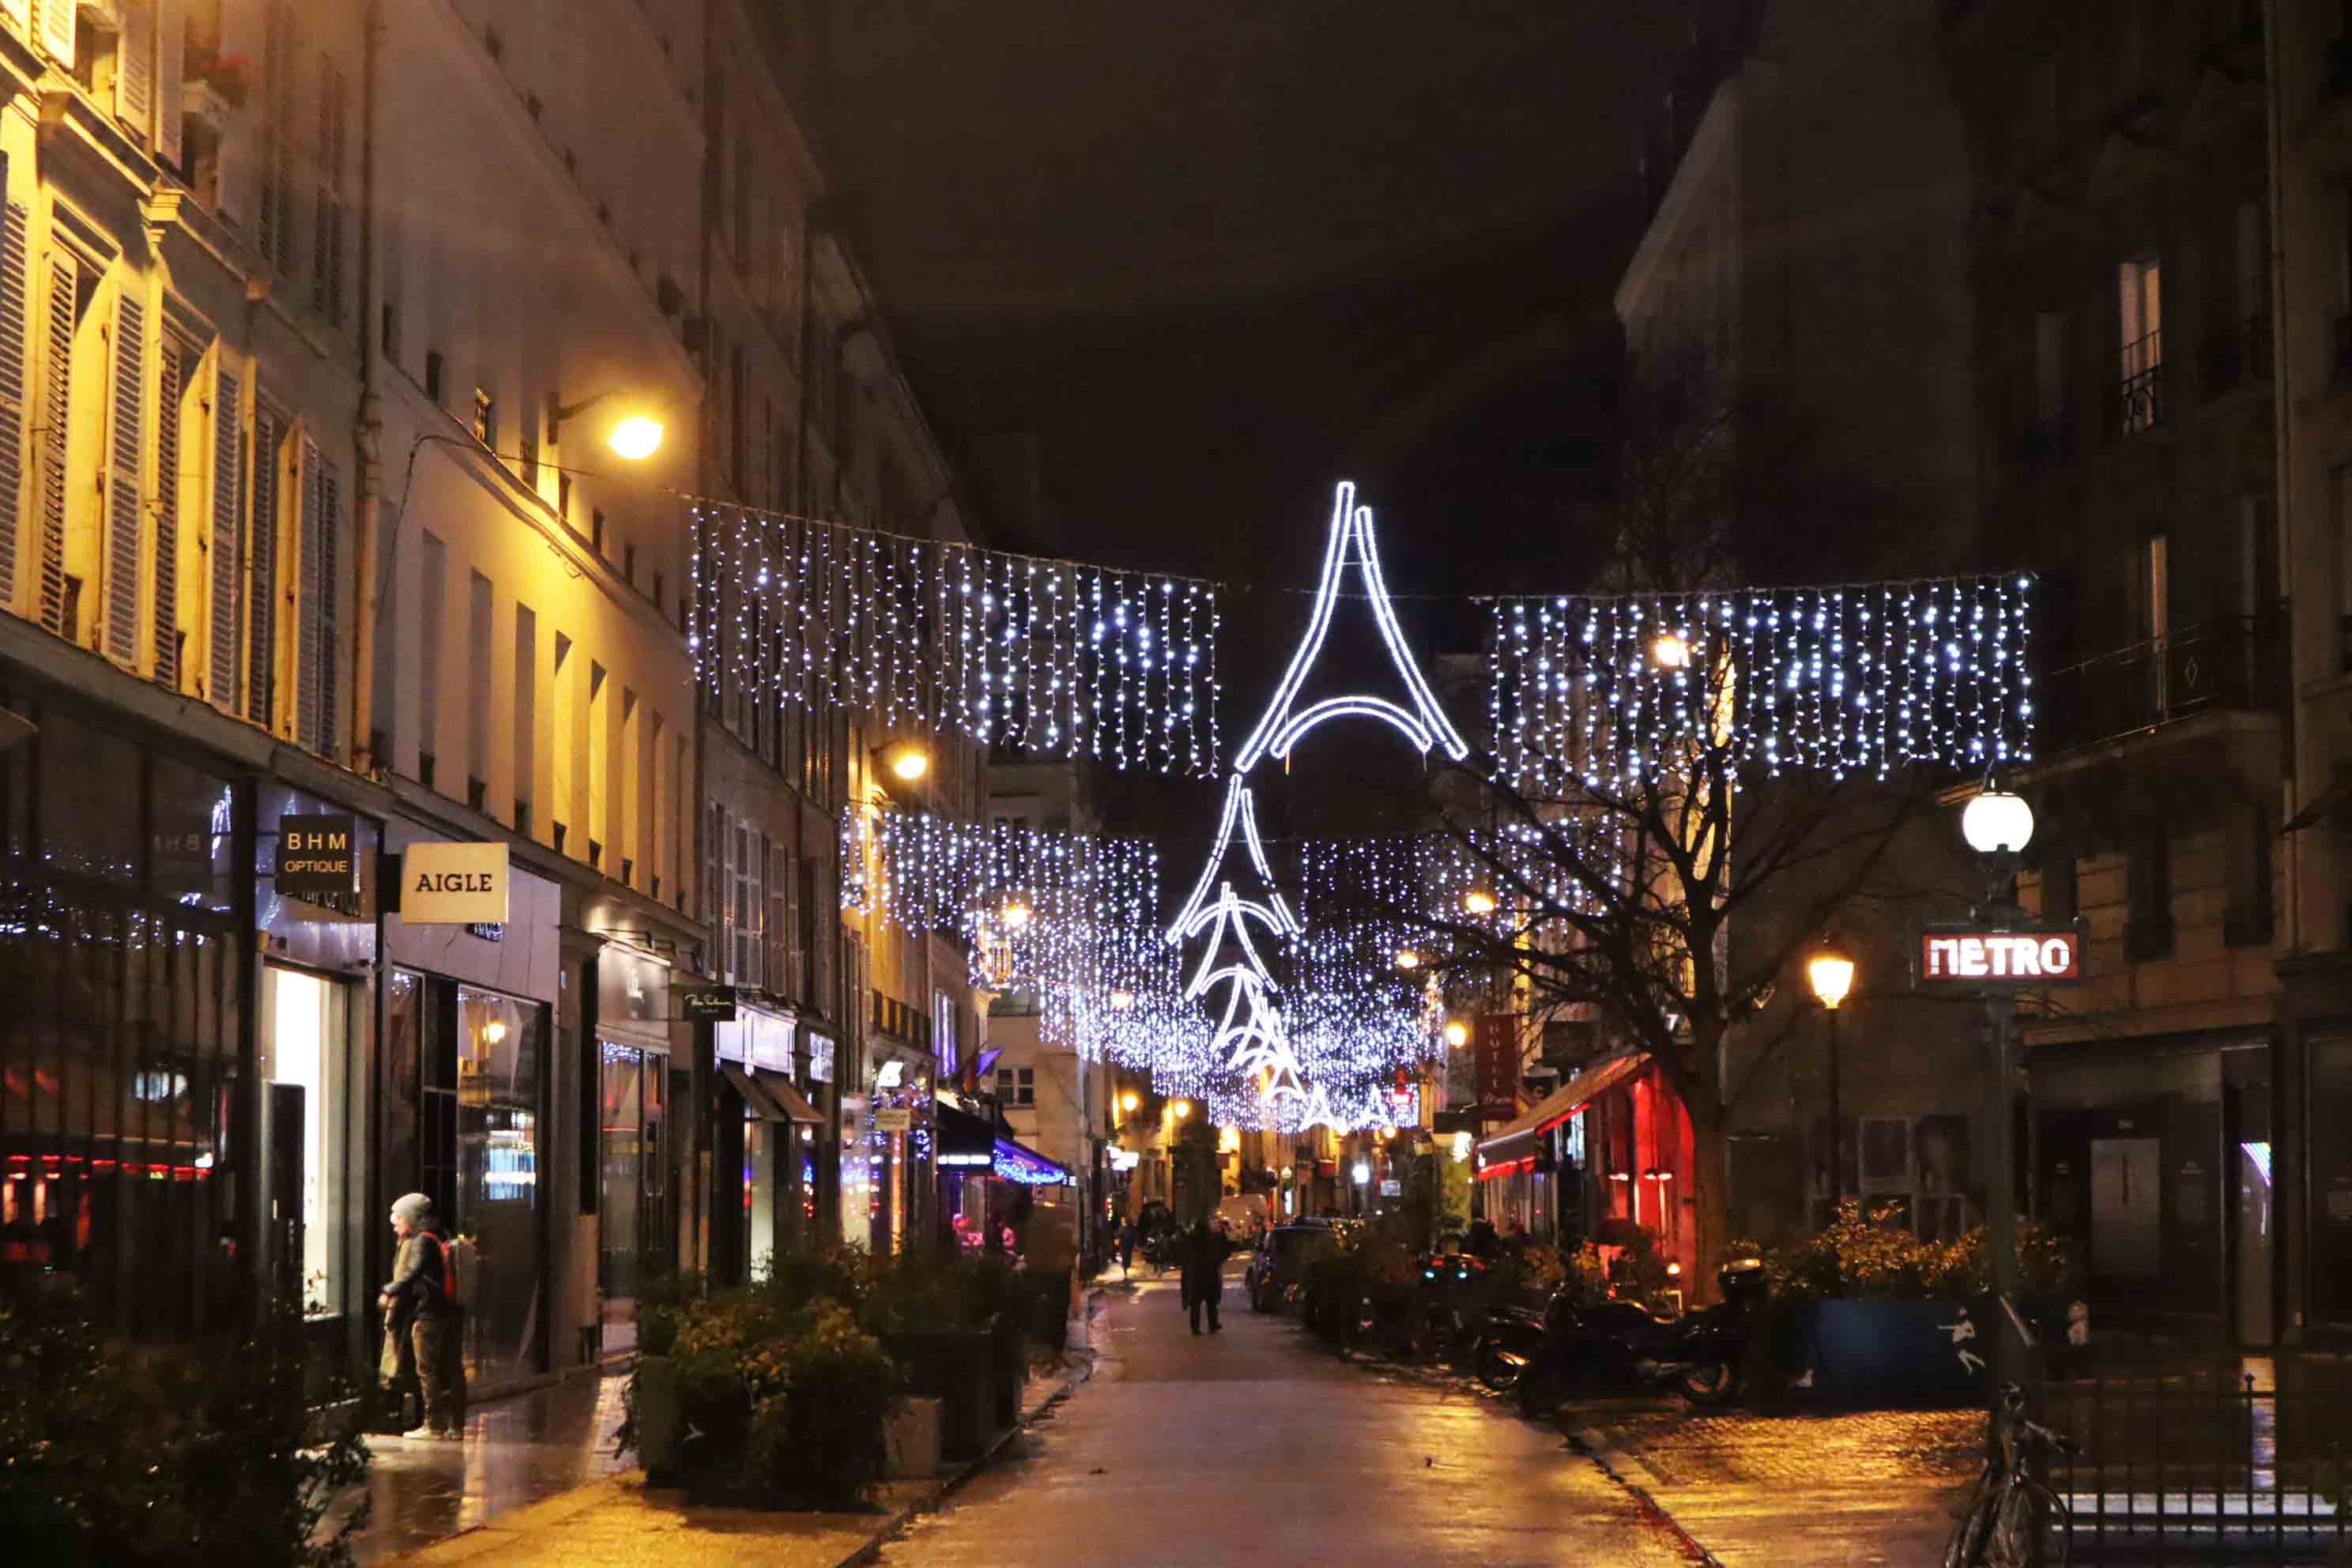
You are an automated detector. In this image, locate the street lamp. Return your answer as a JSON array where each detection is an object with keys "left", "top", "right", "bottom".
[
  {"left": 1110, "top": 988, "right": 1136, "bottom": 1011},
  {"left": 884, "top": 744, "right": 930, "bottom": 782},
  {"left": 1463, "top": 889, "right": 1497, "bottom": 915},
  {"left": 1807, "top": 937, "right": 1855, "bottom": 1207},
  {"left": 1443, "top": 1019, "right": 1469, "bottom": 1048},
  {"left": 547, "top": 390, "right": 665, "bottom": 461},
  {"left": 1173, "top": 1100, "right": 1190, "bottom": 1121},
  {"left": 1960, "top": 779, "right": 2037, "bottom": 1427},
  {"left": 1001, "top": 900, "right": 1031, "bottom": 931},
  {"left": 1651, "top": 631, "right": 1691, "bottom": 669},
  {"left": 1393, "top": 949, "right": 1422, "bottom": 971},
  {"left": 1120, "top": 1091, "right": 1139, "bottom": 1114}
]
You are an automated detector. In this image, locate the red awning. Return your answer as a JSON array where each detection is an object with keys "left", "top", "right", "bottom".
[{"left": 1472, "top": 1054, "right": 1645, "bottom": 1178}]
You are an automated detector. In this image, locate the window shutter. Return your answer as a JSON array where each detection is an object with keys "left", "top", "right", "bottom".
[
  {"left": 257, "top": 2, "right": 294, "bottom": 274},
  {"left": 719, "top": 807, "right": 737, "bottom": 982},
  {"left": 152, "top": 334, "right": 183, "bottom": 688},
  {"left": 0, "top": 2, "right": 29, "bottom": 47},
  {"left": 35, "top": 0, "right": 71, "bottom": 66},
  {"left": 311, "top": 57, "right": 345, "bottom": 322},
  {"left": 207, "top": 364, "right": 240, "bottom": 710},
  {"left": 308, "top": 455, "right": 340, "bottom": 754},
  {"left": 155, "top": 0, "right": 183, "bottom": 169},
  {"left": 0, "top": 198, "right": 28, "bottom": 611},
  {"left": 247, "top": 403, "right": 280, "bottom": 726},
  {"left": 36, "top": 253, "right": 72, "bottom": 635},
  {"left": 294, "top": 432, "right": 322, "bottom": 749},
  {"left": 768, "top": 840, "right": 789, "bottom": 1000},
  {"left": 704, "top": 800, "right": 721, "bottom": 929},
  {"left": 748, "top": 830, "right": 766, "bottom": 991},
  {"left": 118, "top": 1, "right": 155, "bottom": 143},
  {"left": 106, "top": 286, "right": 145, "bottom": 667}
]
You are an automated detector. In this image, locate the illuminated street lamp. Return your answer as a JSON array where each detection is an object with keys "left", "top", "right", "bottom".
[
  {"left": 1172, "top": 1100, "right": 1190, "bottom": 1121},
  {"left": 606, "top": 415, "right": 665, "bottom": 461},
  {"left": 1120, "top": 1091, "right": 1140, "bottom": 1113},
  {"left": 1807, "top": 937, "right": 1855, "bottom": 1205},
  {"left": 1463, "top": 889, "right": 1497, "bottom": 916},
  {"left": 1393, "top": 948, "right": 1421, "bottom": 971},
  {"left": 1960, "top": 782, "right": 2035, "bottom": 858},
  {"left": 1443, "top": 1019, "right": 1469, "bottom": 1048},
  {"left": 887, "top": 745, "right": 930, "bottom": 782},
  {"left": 1001, "top": 901, "right": 1031, "bottom": 930},
  {"left": 1651, "top": 631, "right": 1691, "bottom": 669},
  {"left": 1110, "top": 988, "right": 1136, "bottom": 1011}
]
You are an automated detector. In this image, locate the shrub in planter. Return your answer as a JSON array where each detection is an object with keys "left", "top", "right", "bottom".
[
  {"left": 0, "top": 1288, "right": 371, "bottom": 1568},
  {"left": 743, "top": 1302, "right": 899, "bottom": 1507}
]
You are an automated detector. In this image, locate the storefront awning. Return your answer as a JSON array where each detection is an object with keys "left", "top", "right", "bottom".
[
  {"left": 992, "top": 1135, "right": 1071, "bottom": 1186},
  {"left": 938, "top": 1102, "right": 996, "bottom": 1168},
  {"left": 723, "top": 1063, "right": 823, "bottom": 1125},
  {"left": 1475, "top": 1053, "right": 1646, "bottom": 1179}
]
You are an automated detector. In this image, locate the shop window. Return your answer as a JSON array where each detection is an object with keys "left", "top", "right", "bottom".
[
  {"left": 263, "top": 966, "right": 352, "bottom": 1318},
  {"left": 452, "top": 984, "right": 546, "bottom": 1383}
]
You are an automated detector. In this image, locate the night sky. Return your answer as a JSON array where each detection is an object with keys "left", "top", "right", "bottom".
[{"left": 808, "top": 2, "right": 1684, "bottom": 831}]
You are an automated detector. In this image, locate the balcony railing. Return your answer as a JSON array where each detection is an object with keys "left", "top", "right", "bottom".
[
  {"left": 2117, "top": 329, "right": 2164, "bottom": 435},
  {"left": 2036, "top": 614, "right": 2280, "bottom": 753}
]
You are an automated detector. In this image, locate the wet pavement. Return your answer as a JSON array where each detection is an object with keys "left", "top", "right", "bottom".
[
  {"left": 336, "top": 1367, "right": 634, "bottom": 1564},
  {"left": 876, "top": 1272, "right": 1700, "bottom": 1568}
]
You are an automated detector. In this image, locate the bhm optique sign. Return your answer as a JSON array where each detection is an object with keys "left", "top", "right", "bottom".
[{"left": 1917, "top": 925, "right": 2085, "bottom": 986}]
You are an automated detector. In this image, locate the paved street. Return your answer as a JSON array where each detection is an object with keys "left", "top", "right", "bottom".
[{"left": 877, "top": 1272, "right": 1698, "bottom": 1568}]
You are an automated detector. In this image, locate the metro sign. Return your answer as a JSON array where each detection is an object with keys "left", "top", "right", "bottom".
[{"left": 1917, "top": 924, "right": 2086, "bottom": 986}]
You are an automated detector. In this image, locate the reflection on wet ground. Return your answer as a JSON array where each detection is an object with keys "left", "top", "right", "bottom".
[{"left": 330, "top": 1366, "right": 632, "bottom": 1564}]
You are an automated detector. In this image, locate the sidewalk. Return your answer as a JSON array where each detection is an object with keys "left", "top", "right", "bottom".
[
  {"left": 1560, "top": 1395, "right": 1982, "bottom": 1566},
  {"left": 362, "top": 1333, "right": 1096, "bottom": 1567}
]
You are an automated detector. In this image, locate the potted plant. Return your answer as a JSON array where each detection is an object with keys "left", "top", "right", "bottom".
[{"left": 861, "top": 1253, "right": 997, "bottom": 1458}]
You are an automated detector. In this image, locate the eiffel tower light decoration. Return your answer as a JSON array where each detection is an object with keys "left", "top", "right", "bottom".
[{"left": 1168, "top": 482, "right": 1468, "bottom": 1132}]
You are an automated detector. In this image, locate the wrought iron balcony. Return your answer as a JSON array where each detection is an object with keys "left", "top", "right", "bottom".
[
  {"left": 2035, "top": 614, "right": 2281, "bottom": 754},
  {"left": 2117, "top": 330, "right": 2164, "bottom": 435}
]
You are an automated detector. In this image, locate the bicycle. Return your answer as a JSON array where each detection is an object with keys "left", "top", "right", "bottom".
[{"left": 1944, "top": 1382, "right": 2074, "bottom": 1567}]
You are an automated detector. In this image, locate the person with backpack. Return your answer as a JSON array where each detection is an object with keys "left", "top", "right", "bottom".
[{"left": 379, "top": 1192, "right": 468, "bottom": 1440}]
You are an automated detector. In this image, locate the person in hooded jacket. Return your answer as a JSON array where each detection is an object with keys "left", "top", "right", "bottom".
[
  {"left": 380, "top": 1192, "right": 467, "bottom": 1439},
  {"left": 1180, "top": 1216, "right": 1235, "bottom": 1335}
]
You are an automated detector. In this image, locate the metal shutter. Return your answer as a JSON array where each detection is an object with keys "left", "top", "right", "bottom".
[
  {"left": 0, "top": 197, "right": 28, "bottom": 610},
  {"left": 105, "top": 285, "right": 145, "bottom": 666},
  {"left": 36, "top": 253, "right": 72, "bottom": 635},
  {"left": 207, "top": 365, "right": 240, "bottom": 710},
  {"left": 152, "top": 334, "right": 182, "bottom": 687},
  {"left": 247, "top": 404, "right": 279, "bottom": 726}
]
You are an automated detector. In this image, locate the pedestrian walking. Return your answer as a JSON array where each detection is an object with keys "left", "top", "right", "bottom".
[
  {"left": 1180, "top": 1216, "right": 1233, "bottom": 1335},
  {"left": 1118, "top": 1219, "right": 1137, "bottom": 1279},
  {"left": 379, "top": 1193, "right": 468, "bottom": 1440}
]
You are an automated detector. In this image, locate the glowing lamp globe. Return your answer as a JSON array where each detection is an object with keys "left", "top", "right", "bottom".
[
  {"left": 1443, "top": 1020, "right": 1469, "bottom": 1047},
  {"left": 1351, "top": 1159, "right": 1372, "bottom": 1185},
  {"left": 1652, "top": 632, "right": 1691, "bottom": 670},
  {"left": 1962, "top": 786, "right": 2035, "bottom": 855},
  {"left": 1807, "top": 948, "right": 1856, "bottom": 1011},
  {"left": 1000, "top": 901, "right": 1031, "bottom": 930},
  {"left": 1463, "top": 889, "right": 1497, "bottom": 916},
  {"left": 888, "top": 747, "right": 929, "bottom": 782},
  {"left": 1393, "top": 949, "right": 1422, "bottom": 971},
  {"left": 608, "top": 415, "right": 665, "bottom": 461},
  {"left": 1173, "top": 1100, "right": 1190, "bottom": 1121},
  {"left": 1119, "top": 1091, "right": 1139, "bottom": 1112}
]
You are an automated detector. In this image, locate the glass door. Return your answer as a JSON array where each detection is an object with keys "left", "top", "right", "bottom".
[{"left": 598, "top": 1042, "right": 670, "bottom": 1356}]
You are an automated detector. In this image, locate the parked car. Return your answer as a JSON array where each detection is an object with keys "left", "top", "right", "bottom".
[
  {"left": 1246, "top": 1223, "right": 1340, "bottom": 1314},
  {"left": 1216, "top": 1192, "right": 1272, "bottom": 1242}
]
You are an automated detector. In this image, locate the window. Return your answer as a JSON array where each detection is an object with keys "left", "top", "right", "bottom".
[
  {"left": 311, "top": 55, "right": 348, "bottom": 323},
  {"left": 934, "top": 990, "right": 959, "bottom": 1077},
  {"left": 652, "top": 568, "right": 665, "bottom": 616},
  {"left": 295, "top": 439, "right": 341, "bottom": 756},
  {"left": 997, "top": 1066, "right": 1035, "bottom": 1107},
  {"left": 208, "top": 361, "right": 244, "bottom": 712},
  {"left": 466, "top": 571, "right": 492, "bottom": 801},
  {"left": 247, "top": 402, "right": 285, "bottom": 726},
  {"left": 624, "top": 541, "right": 637, "bottom": 586},
  {"left": 2335, "top": 464, "right": 2352, "bottom": 668},
  {"left": 2118, "top": 255, "right": 2162, "bottom": 433},
  {"left": 513, "top": 602, "right": 535, "bottom": 831},
  {"left": 2127, "top": 827, "right": 2175, "bottom": 960},
  {"left": 591, "top": 507, "right": 606, "bottom": 554},
  {"left": 255, "top": 2, "right": 297, "bottom": 276},
  {"left": 473, "top": 386, "right": 496, "bottom": 448},
  {"left": 424, "top": 349, "right": 443, "bottom": 404},
  {"left": 557, "top": 471, "right": 571, "bottom": 520}
]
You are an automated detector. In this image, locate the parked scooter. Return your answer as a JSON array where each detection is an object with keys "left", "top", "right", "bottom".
[{"left": 1504, "top": 1256, "right": 1770, "bottom": 1412}]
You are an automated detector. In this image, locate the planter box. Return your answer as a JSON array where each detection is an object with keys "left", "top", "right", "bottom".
[
  {"left": 884, "top": 1328, "right": 993, "bottom": 1459},
  {"left": 1790, "top": 1295, "right": 2084, "bottom": 1402},
  {"left": 989, "top": 1310, "right": 1027, "bottom": 1427},
  {"left": 631, "top": 1355, "right": 687, "bottom": 1479},
  {"left": 886, "top": 1396, "right": 943, "bottom": 1480}
]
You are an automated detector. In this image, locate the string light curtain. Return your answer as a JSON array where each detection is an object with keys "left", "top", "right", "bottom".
[
  {"left": 1484, "top": 575, "right": 2036, "bottom": 791},
  {"left": 692, "top": 503, "right": 1223, "bottom": 776}
]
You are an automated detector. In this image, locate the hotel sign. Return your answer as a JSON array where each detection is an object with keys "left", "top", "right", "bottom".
[{"left": 1917, "top": 924, "right": 2085, "bottom": 986}]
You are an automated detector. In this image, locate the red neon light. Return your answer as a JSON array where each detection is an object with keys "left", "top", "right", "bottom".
[{"left": 1476, "top": 1155, "right": 1536, "bottom": 1182}]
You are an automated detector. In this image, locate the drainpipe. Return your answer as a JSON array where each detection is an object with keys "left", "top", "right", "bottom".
[{"left": 349, "top": 1, "right": 383, "bottom": 774}]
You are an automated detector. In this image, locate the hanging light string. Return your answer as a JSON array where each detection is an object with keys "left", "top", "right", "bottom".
[
  {"left": 1483, "top": 574, "right": 2035, "bottom": 791},
  {"left": 692, "top": 499, "right": 1225, "bottom": 778}
]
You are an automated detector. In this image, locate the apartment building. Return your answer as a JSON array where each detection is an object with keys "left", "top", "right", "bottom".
[
  {"left": 1611, "top": 0, "right": 1986, "bottom": 1251},
  {"left": 0, "top": 0, "right": 986, "bottom": 1397},
  {"left": 1941, "top": 0, "right": 2281, "bottom": 1340}
]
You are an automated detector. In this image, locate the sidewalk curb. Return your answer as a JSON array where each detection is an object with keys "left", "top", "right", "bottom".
[
  {"left": 832, "top": 1346, "right": 1098, "bottom": 1568},
  {"left": 1566, "top": 1426, "right": 1725, "bottom": 1568}
]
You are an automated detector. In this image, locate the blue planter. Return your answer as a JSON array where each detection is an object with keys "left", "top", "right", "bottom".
[{"left": 1791, "top": 1295, "right": 2082, "bottom": 1401}]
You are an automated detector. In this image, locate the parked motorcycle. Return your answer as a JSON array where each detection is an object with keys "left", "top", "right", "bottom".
[{"left": 1504, "top": 1256, "right": 1770, "bottom": 1413}]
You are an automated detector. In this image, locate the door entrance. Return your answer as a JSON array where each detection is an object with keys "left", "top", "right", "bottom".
[
  {"left": 598, "top": 1041, "right": 670, "bottom": 1356},
  {"left": 2091, "top": 1136, "right": 2162, "bottom": 1281}
]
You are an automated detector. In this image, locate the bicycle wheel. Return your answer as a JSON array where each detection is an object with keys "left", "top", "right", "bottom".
[
  {"left": 1943, "top": 1472, "right": 1997, "bottom": 1568},
  {"left": 1985, "top": 1479, "right": 2069, "bottom": 1568}
]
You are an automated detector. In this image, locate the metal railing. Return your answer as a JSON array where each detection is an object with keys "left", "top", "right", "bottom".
[
  {"left": 2034, "top": 615, "right": 2280, "bottom": 753},
  {"left": 2048, "top": 1356, "right": 2351, "bottom": 1562},
  {"left": 2119, "top": 329, "right": 2165, "bottom": 435}
]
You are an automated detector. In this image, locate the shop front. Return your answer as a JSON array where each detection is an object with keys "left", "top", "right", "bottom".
[
  {"left": 846, "top": 1041, "right": 934, "bottom": 1255},
  {"left": 714, "top": 1000, "right": 824, "bottom": 1283},
  {"left": 383, "top": 839, "right": 561, "bottom": 1393},
  {"left": 593, "top": 943, "right": 677, "bottom": 1355}
]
